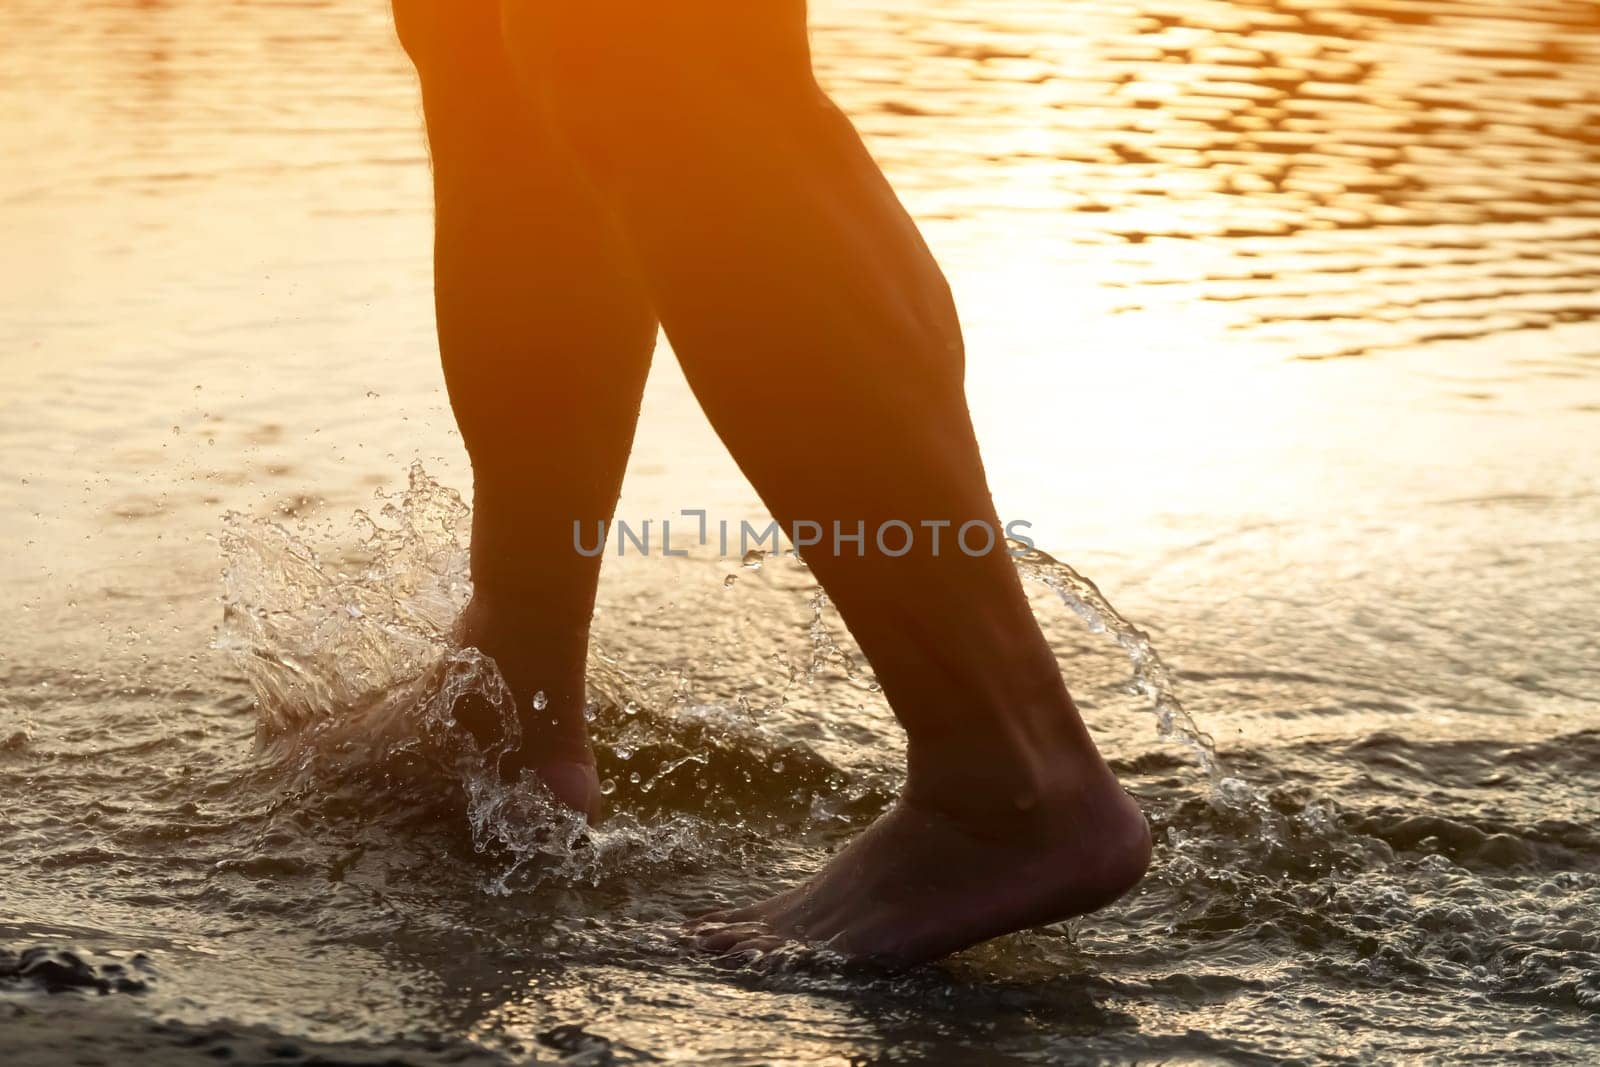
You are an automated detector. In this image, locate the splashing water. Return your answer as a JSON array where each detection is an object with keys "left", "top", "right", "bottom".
[
  {"left": 217, "top": 465, "right": 1230, "bottom": 888},
  {"left": 216, "top": 465, "right": 473, "bottom": 731},
  {"left": 1011, "top": 543, "right": 1224, "bottom": 781},
  {"left": 217, "top": 465, "right": 714, "bottom": 889}
]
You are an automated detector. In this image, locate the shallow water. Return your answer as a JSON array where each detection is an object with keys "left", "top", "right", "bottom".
[{"left": 3, "top": 0, "right": 1599, "bottom": 1062}]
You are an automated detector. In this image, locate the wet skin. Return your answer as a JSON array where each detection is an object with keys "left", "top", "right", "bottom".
[{"left": 390, "top": 0, "right": 1150, "bottom": 963}]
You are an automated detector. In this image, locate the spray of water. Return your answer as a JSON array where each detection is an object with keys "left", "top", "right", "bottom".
[
  {"left": 216, "top": 465, "right": 712, "bottom": 889},
  {"left": 217, "top": 465, "right": 1235, "bottom": 888},
  {"left": 1011, "top": 543, "right": 1223, "bottom": 780}
]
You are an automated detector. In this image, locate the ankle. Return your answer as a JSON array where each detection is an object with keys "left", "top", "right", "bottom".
[
  {"left": 903, "top": 719, "right": 1110, "bottom": 821},
  {"left": 454, "top": 596, "right": 592, "bottom": 745}
]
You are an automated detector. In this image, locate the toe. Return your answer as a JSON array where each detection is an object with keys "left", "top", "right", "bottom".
[
  {"left": 689, "top": 921, "right": 772, "bottom": 954},
  {"left": 685, "top": 907, "right": 733, "bottom": 926},
  {"left": 711, "top": 936, "right": 788, "bottom": 970},
  {"left": 685, "top": 900, "right": 769, "bottom": 928}
]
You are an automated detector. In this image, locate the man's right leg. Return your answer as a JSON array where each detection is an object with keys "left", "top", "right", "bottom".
[
  {"left": 392, "top": 3, "right": 658, "bottom": 815},
  {"left": 501, "top": 2, "right": 1150, "bottom": 962}
]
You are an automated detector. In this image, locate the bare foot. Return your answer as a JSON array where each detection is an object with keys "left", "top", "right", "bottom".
[
  {"left": 450, "top": 596, "right": 601, "bottom": 818},
  {"left": 687, "top": 761, "right": 1151, "bottom": 965}
]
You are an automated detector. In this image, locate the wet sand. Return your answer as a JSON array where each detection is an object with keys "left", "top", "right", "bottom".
[{"left": 4, "top": 998, "right": 517, "bottom": 1066}]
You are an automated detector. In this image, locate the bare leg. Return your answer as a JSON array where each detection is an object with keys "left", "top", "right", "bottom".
[
  {"left": 501, "top": 2, "right": 1151, "bottom": 962},
  {"left": 393, "top": 4, "right": 658, "bottom": 815}
]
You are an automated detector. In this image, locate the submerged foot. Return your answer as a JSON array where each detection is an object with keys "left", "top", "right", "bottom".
[
  {"left": 688, "top": 762, "right": 1151, "bottom": 966},
  {"left": 450, "top": 596, "right": 600, "bottom": 819}
]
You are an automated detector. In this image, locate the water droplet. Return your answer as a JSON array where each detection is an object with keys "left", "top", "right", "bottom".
[
  {"left": 598, "top": 778, "right": 617, "bottom": 796},
  {"left": 628, "top": 771, "right": 641, "bottom": 784},
  {"left": 770, "top": 759, "right": 785, "bottom": 773},
  {"left": 741, "top": 549, "right": 765, "bottom": 570},
  {"left": 366, "top": 390, "right": 380, "bottom": 399},
  {"left": 531, "top": 690, "right": 548, "bottom": 711},
  {"left": 624, "top": 700, "right": 639, "bottom": 716},
  {"left": 723, "top": 574, "right": 739, "bottom": 588}
]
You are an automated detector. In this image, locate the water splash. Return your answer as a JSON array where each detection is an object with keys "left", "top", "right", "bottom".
[
  {"left": 216, "top": 462, "right": 472, "bottom": 732},
  {"left": 216, "top": 465, "right": 715, "bottom": 889},
  {"left": 803, "top": 589, "right": 863, "bottom": 685},
  {"left": 216, "top": 465, "right": 1234, "bottom": 889},
  {"left": 1011, "top": 542, "right": 1224, "bottom": 780}
]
